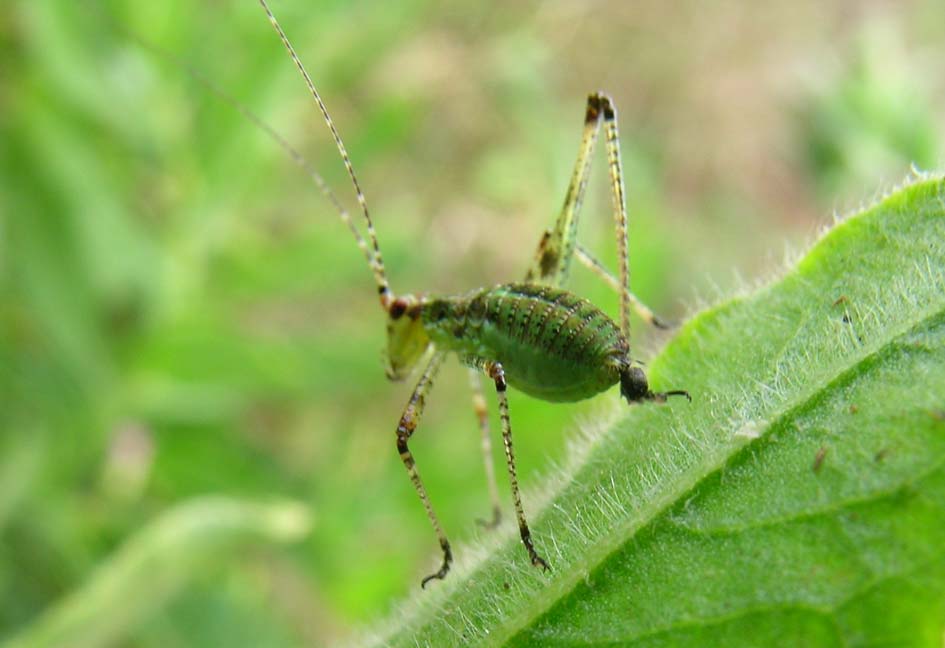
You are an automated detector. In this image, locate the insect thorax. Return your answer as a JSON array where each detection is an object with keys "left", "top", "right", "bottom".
[{"left": 421, "top": 283, "right": 630, "bottom": 402}]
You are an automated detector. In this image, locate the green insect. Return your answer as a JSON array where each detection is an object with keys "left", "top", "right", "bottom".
[{"left": 257, "top": 0, "right": 690, "bottom": 587}]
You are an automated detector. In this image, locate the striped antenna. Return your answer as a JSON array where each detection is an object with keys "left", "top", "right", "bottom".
[
  {"left": 86, "top": 3, "right": 380, "bottom": 276},
  {"left": 125, "top": 33, "right": 376, "bottom": 274},
  {"left": 259, "top": 0, "right": 392, "bottom": 305}
]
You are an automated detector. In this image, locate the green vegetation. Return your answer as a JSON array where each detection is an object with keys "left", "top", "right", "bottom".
[
  {"left": 2, "top": 1, "right": 944, "bottom": 646},
  {"left": 5, "top": 499, "right": 311, "bottom": 648}
]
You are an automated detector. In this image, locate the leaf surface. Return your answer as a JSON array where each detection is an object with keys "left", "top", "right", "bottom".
[{"left": 368, "top": 176, "right": 945, "bottom": 647}]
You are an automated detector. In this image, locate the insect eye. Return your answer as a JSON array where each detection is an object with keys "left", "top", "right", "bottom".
[{"left": 389, "top": 299, "right": 408, "bottom": 320}]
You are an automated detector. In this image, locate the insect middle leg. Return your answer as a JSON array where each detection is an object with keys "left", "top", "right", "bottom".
[
  {"left": 485, "top": 361, "right": 550, "bottom": 572},
  {"left": 468, "top": 368, "right": 502, "bottom": 530},
  {"left": 395, "top": 351, "right": 453, "bottom": 588}
]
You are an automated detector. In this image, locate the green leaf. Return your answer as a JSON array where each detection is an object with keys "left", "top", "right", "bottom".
[
  {"left": 1, "top": 497, "right": 311, "bottom": 648},
  {"left": 364, "top": 175, "right": 945, "bottom": 647}
]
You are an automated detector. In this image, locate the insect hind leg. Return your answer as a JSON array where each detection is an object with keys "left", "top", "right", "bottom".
[
  {"left": 528, "top": 93, "right": 690, "bottom": 399},
  {"left": 524, "top": 93, "right": 605, "bottom": 287}
]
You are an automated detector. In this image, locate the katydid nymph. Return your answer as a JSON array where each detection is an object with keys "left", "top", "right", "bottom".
[{"left": 257, "top": 0, "right": 690, "bottom": 588}]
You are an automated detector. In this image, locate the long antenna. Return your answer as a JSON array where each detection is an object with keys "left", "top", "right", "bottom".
[
  {"left": 125, "top": 34, "right": 376, "bottom": 273},
  {"left": 259, "top": 0, "right": 392, "bottom": 306}
]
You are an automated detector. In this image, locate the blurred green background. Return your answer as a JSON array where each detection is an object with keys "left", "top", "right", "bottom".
[{"left": 2, "top": 0, "right": 944, "bottom": 645}]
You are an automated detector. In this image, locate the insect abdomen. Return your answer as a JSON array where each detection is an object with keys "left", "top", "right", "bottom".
[{"left": 422, "top": 283, "right": 628, "bottom": 402}]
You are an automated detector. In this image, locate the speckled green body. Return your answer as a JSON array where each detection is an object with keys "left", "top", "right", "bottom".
[{"left": 422, "top": 283, "right": 629, "bottom": 402}]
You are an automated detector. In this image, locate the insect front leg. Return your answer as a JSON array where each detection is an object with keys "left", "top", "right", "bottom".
[
  {"left": 468, "top": 368, "right": 502, "bottom": 530},
  {"left": 395, "top": 351, "right": 453, "bottom": 588},
  {"left": 485, "top": 361, "right": 550, "bottom": 572}
]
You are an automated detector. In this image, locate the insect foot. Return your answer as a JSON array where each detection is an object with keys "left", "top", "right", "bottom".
[
  {"left": 476, "top": 506, "right": 502, "bottom": 530},
  {"left": 519, "top": 522, "right": 550, "bottom": 573},
  {"left": 420, "top": 539, "right": 453, "bottom": 589},
  {"left": 531, "top": 553, "right": 551, "bottom": 572}
]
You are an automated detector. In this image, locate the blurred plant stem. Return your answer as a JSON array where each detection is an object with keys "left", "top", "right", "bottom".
[{"left": 1, "top": 498, "right": 311, "bottom": 648}]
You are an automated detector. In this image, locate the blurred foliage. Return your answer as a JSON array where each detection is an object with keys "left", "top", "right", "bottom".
[
  {"left": 5, "top": 498, "right": 311, "bottom": 648},
  {"left": 1, "top": 0, "right": 943, "bottom": 646},
  {"left": 798, "top": 23, "right": 941, "bottom": 198}
]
